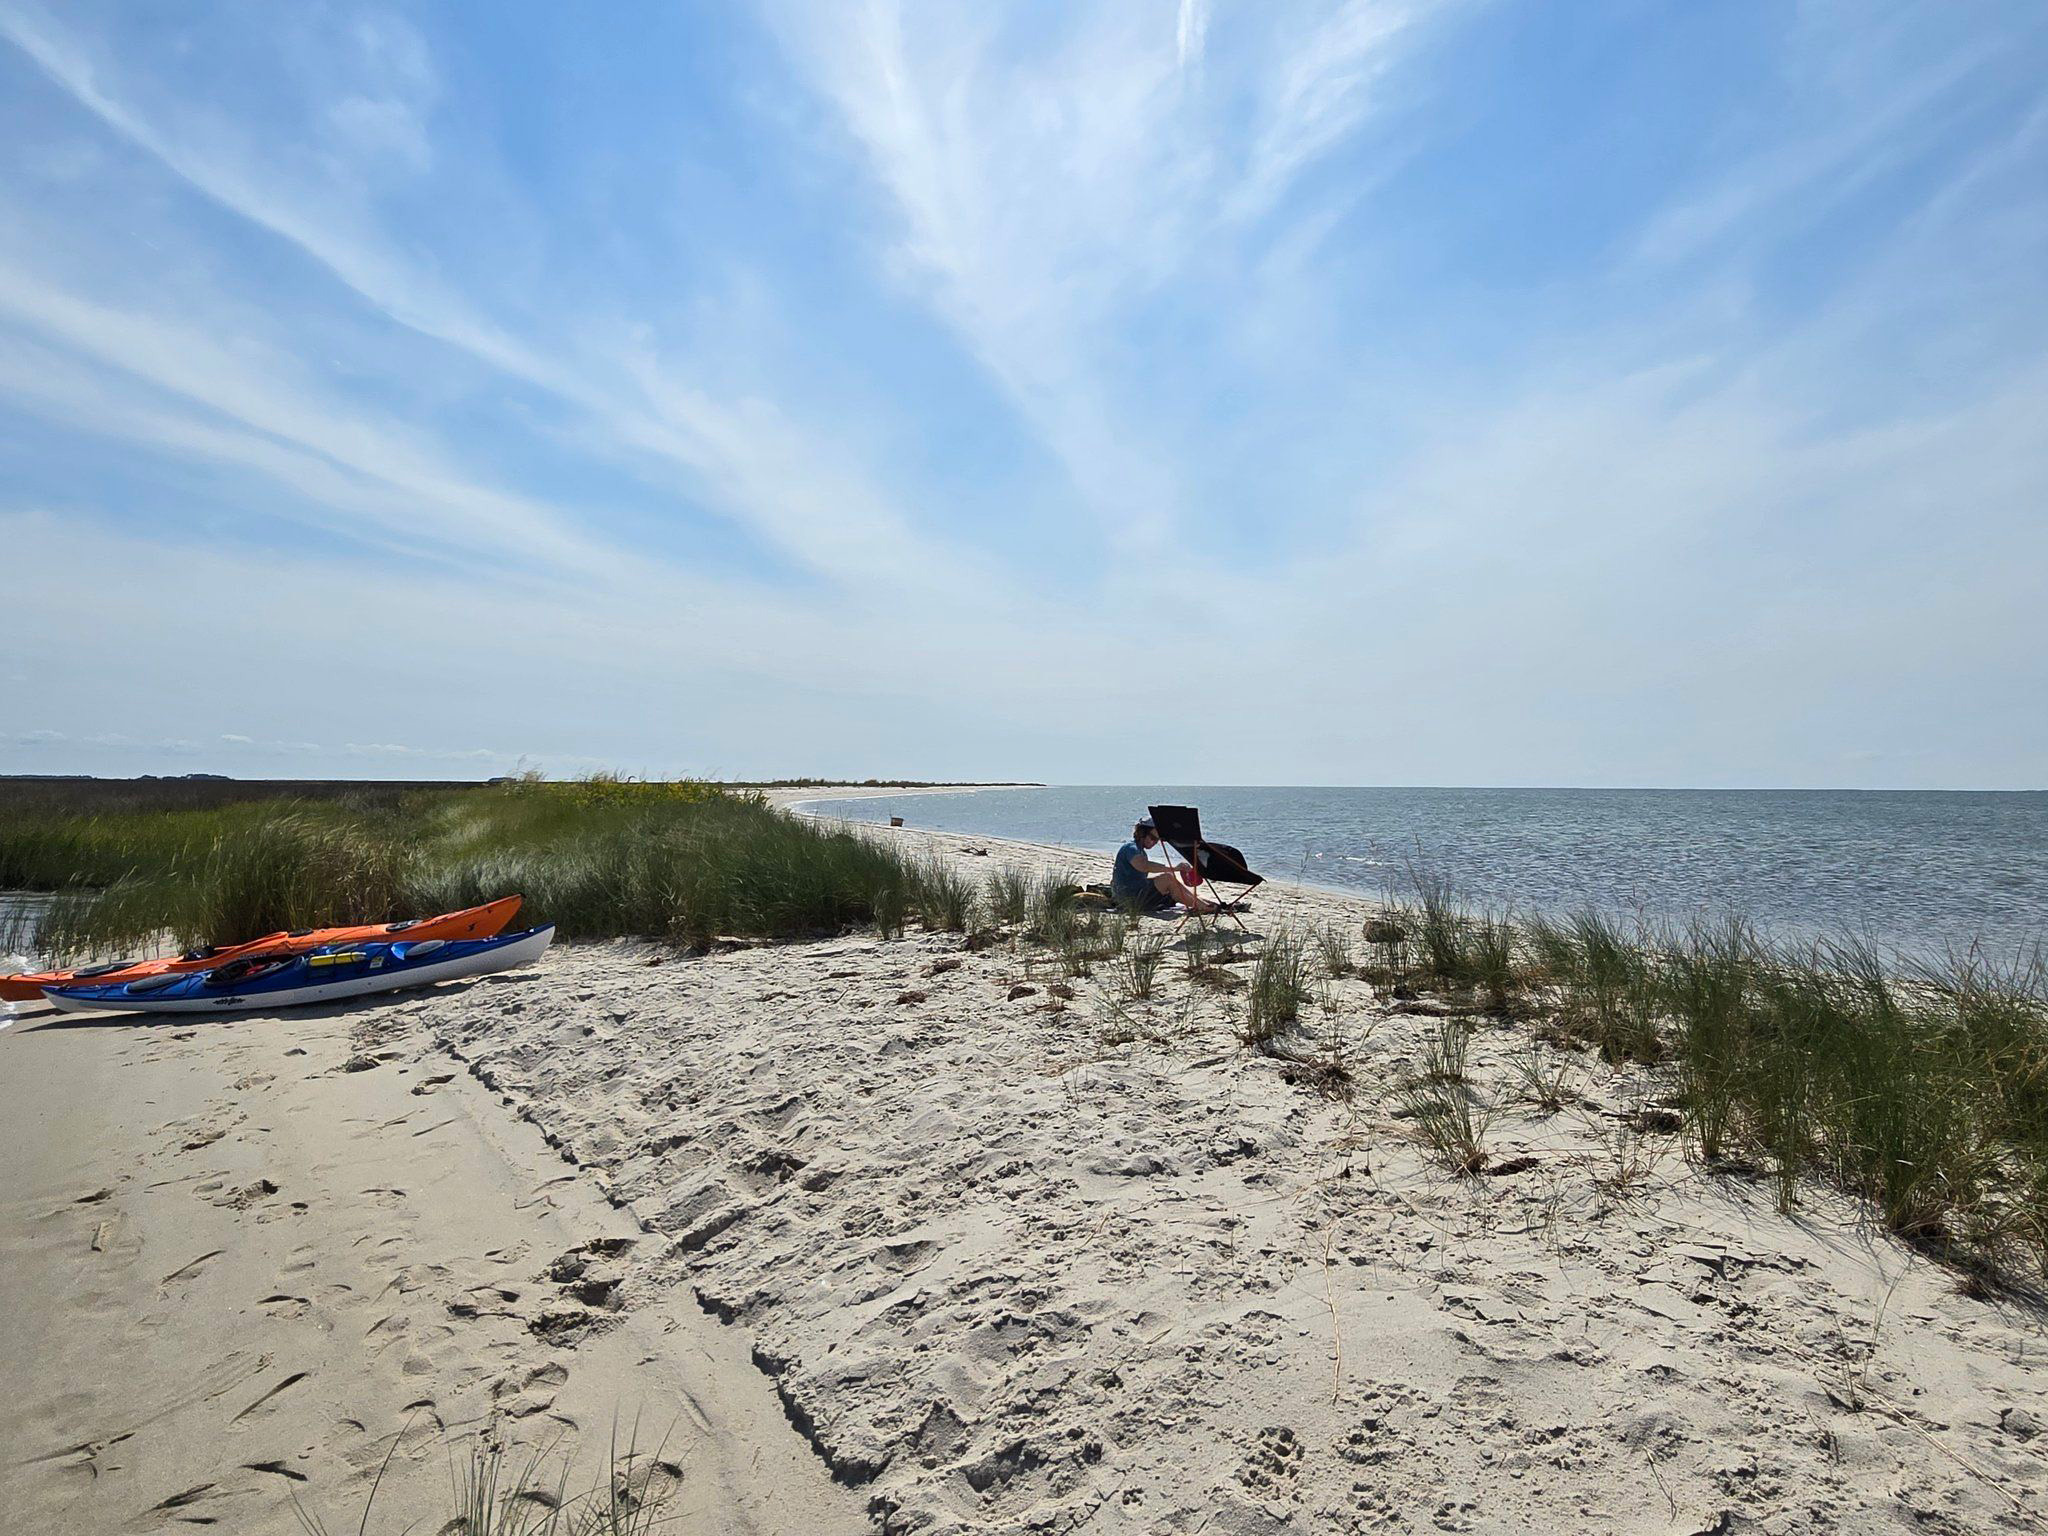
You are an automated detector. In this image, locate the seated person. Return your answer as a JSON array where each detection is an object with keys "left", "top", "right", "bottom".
[{"left": 1111, "top": 815, "right": 1220, "bottom": 914}]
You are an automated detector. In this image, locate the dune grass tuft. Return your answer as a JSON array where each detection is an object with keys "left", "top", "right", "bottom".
[
  {"left": 1397, "top": 1074, "right": 1491, "bottom": 1175},
  {"left": 1242, "top": 929, "right": 1314, "bottom": 1051},
  {"left": 293, "top": 1415, "right": 677, "bottom": 1536},
  {"left": 909, "top": 855, "right": 978, "bottom": 933},
  {"left": 1111, "top": 928, "right": 1170, "bottom": 1000},
  {"left": 985, "top": 866, "right": 1032, "bottom": 927}
]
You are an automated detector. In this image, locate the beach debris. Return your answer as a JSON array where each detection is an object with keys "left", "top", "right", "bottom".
[
  {"left": 1087, "top": 1151, "right": 1176, "bottom": 1178},
  {"left": 528, "top": 1306, "right": 618, "bottom": 1347},
  {"left": 1363, "top": 916, "right": 1408, "bottom": 944},
  {"left": 1629, "top": 1103, "right": 1686, "bottom": 1134},
  {"left": 927, "top": 957, "right": 963, "bottom": 975},
  {"left": 212, "top": 1178, "right": 279, "bottom": 1209},
  {"left": 1007, "top": 983, "right": 1037, "bottom": 1000},
  {"left": 340, "top": 1053, "right": 380, "bottom": 1073},
  {"left": 896, "top": 988, "right": 928, "bottom": 1005}
]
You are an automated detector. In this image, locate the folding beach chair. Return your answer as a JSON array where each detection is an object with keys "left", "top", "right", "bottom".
[{"left": 1146, "top": 804, "right": 1262, "bottom": 936}]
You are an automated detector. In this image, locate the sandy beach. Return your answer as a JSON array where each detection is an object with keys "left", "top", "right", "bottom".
[{"left": 4, "top": 794, "right": 2045, "bottom": 1533}]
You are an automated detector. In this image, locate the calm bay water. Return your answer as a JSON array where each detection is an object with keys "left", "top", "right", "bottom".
[
  {"left": 0, "top": 890, "right": 56, "bottom": 974},
  {"left": 800, "top": 786, "right": 2047, "bottom": 961}
]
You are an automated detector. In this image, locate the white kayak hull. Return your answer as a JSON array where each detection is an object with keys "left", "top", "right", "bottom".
[{"left": 43, "top": 926, "right": 554, "bottom": 1014}]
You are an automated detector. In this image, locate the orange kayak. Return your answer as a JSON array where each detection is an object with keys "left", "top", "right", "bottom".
[{"left": 0, "top": 895, "right": 523, "bottom": 1003}]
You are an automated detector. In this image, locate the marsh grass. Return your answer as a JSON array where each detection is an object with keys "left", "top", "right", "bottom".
[
  {"left": 1661, "top": 917, "right": 1755, "bottom": 1162},
  {"left": 1361, "top": 907, "right": 1413, "bottom": 985},
  {"left": 1918, "top": 945, "right": 2048, "bottom": 1156},
  {"left": 1350, "top": 886, "right": 2048, "bottom": 1273},
  {"left": 1468, "top": 908, "right": 1518, "bottom": 1016},
  {"left": 7, "top": 781, "right": 922, "bottom": 956},
  {"left": 1394, "top": 870, "right": 1522, "bottom": 1015},
  {"left": 1412, "top": 866, "right": 1466, "bottom": 984},
  {"left": 1420, "top": 1015, "right": 1473, "bottom": 1084},
  {"left": 1584, "top": 1097, "right": 1668, "bottom": 1198}
]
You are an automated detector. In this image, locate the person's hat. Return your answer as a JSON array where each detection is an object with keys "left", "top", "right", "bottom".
[{"left": 1135, "top": 815, "right": 1156, "bottom": 830}]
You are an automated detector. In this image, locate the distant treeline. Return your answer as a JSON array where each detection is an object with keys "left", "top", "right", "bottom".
[
  {"left": 0, "top": 776, "right": 1035, "bottom": 817},
  {"left": 0, "top": 778, "right": 487, "bottom": 817}
]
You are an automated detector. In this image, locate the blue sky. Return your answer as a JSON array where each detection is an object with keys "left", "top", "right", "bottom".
[{"left": 1, "top": 1, "right": 2043, "bottom": 787}]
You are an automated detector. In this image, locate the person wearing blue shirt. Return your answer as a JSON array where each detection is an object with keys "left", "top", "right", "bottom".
[{"left": 1110, "top": 815, "right": 1218, "bottom": 914}]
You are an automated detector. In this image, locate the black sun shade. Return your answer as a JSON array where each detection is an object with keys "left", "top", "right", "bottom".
[{"left": 1146, "top": 804, "right": 1264, "bottom": 888}]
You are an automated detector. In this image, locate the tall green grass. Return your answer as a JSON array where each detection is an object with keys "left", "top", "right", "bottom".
[
  {"left": 1386, "top": 870, "right": 2048, "bottom": 1275},
  {"left": 1527, "top": 909, "right": 1661, "bottom": 1061},
  {"left": 5, "top": 781, "right": 924, "bottom": 955},
  {"left": 1242, "top": 929, "right": 1314, "bottom": 1050}
]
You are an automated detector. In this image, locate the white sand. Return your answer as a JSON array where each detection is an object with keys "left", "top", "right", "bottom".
[
  {"left": 0, "top": 962, "right": 865, "bottom": 1534},
  {"left": 4, "top": 794, "right": 2045, "bottom": 1534}
]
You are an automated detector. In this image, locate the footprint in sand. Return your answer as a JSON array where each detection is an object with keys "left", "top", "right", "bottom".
[
  {"left": 211, "top": 1177, "right": 280, "bottom": 1210},
  {"left": 324, "top": 1400, "right": 447, "bottom": 1466},
  {"left": 492, "top": 1360, "right": 568, "bottom": 1418}
]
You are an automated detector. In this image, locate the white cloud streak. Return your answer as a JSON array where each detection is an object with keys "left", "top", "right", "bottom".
[
  {"left": 0, "top": 2, "right": 978, "bottom": 597},
  {"left": 767, "top": 0, "right": 1440, "bottom": 558}
]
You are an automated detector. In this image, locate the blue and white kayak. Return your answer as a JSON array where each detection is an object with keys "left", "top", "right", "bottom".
[{"left": 41, "top": 925, "right": 554, "bottom": 1014}]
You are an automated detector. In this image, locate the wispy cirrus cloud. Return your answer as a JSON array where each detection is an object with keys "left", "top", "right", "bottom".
[
  {"left": 0, "top": 1, "right": 2043, "bottom": 787},
  {"left": 0, "top": 1, "right": 979, "bottom": 597},
  {"left": 764, "top": 0, "right": 1446, "bottom": 558}
]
